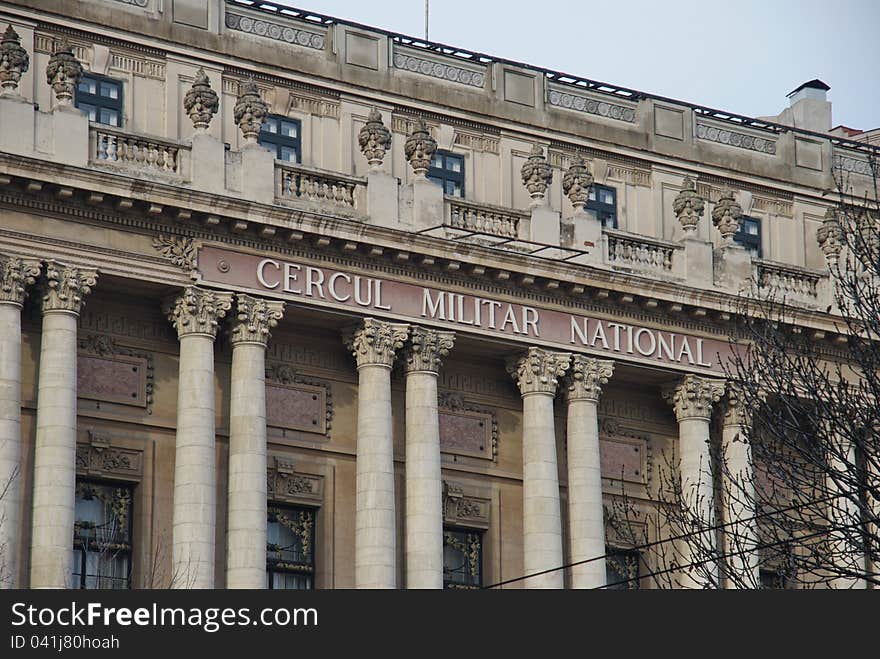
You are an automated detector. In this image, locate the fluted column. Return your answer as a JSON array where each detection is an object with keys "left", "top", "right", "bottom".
[
  {"left": 0, "top": 256, "right": 40, "bottom": 588},
  {"left": 226, "top": 294, "right": 284, "bottom": 589},
  {"left": 403, "top": 327, "right": 455, "bottom": 589},
  {"left": 344, "top": 318, "right": 409, "bottom": 589},
  {"left": 508, "top": 347, "right": 571, "bottom": 589},
  {"left": 165, "top": 286, "right": 232, "bottom": 589},
  {"left": 720, "top": 386, "right": 760, "bottom": 588},
  {"left": 30, "top": 261, "right": 97, "bottom": 588},
  {"left": 565, "top": 356, "right": 614, "bottom": 589},
  {"left": 663, "top": 375, "right": 725, "bottom": 589}
]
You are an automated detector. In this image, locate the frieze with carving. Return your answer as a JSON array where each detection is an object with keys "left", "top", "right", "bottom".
[
  {"left": 152, "top": 234, "right": 198, "bottom": 279},
  {"left": 78, "top": 333, "right": 154, "bottom": 412},
  {"left": 76, "top": 430, "right": 143, "bottom": 480},
  {"left": 267, "top": 456, "right": 324, "bottom": 504},
  {"left": 226, "top": 12, "right": 326, "bottom": 50},
  {"left": 265, "top": 362, "right": 333, "bottom": 437},
  {"left": 442, "top": 480, "right": 490, "bottom": 528},
  {"left": 438, "top": 392, "right": 498, "bottom": 461}
]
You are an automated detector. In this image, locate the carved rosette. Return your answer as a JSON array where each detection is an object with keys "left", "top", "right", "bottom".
[
  {"left": 404, "top": 326, "right": 455, "bottom": 374},
  {"left": 0, "top": 255, "right": 41, "bottom": 306},
  {"left": 562, "top": 156, "right": 593, "bottom": 212},
  {"left": 0, "top": 25, "right": 29, "bottom": 94},
  {"left": 184, "top": 68, "right": 219, "bottom": 131},
  {"left": 164, "top": 285, "right": 233, "bottom": 339},
  {"left": 673, "top": 176, "right": 706, "bottom": 235},
  {"left": 344, "top": 318, "right": 410, "bottom": 368},
  {"left": 816, "top": 206, "right": 844, "bottom": 265},
  {"left": 507, "top": 347, "right": 571, "bottom": 396},
  {"left": 230, "top": 294, "right": 285, "bottom": 346},
  {"left": 566, "top": 356, "right": 614, "bottom": 402},
  {"left": 711, "top": 189, "right": 743, "bottom": 244},
  {"left": 722, "top": 383, "right": 752, "bottom": 428},
  {"left": 45, "top": 38, "right": 82, "bottom": 106},
  {"left": 358, "top": 108, "right": 392, "bottom": 169},
  {"left": 233, "top": 78, "right": 268, "bottom": 144},
  {"left": 521, "top": 143, "right": 553, "bottom": 204},
  {"left": 40, "top": 260, "right": 98, "bottom": 314},
  {"left": 663, "top": 375, "right": 725, "bottom": 422},
  {"left": 404, "top": 117, "right": 436, "bottom": 177}
]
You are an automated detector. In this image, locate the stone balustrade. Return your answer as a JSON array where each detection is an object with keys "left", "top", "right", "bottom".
[
  {"left": 753, "top": 259, "right": 824, "bottom": 304},
  {"left": 275, "top": 162, "right": 365, "bottom": 211},
  {"left": 605, "top": 229, "right": 679, "bottom": 275},
  {"left": 446, "top": 197, "right": 526, "bottom": 238},
  {"left": 91, "top": 127, "right": 186, "bottom": 176}
]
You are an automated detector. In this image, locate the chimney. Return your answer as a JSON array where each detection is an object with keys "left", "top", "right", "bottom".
[{"left": 786, "top": 79, "right": 832, "bottom": 133}]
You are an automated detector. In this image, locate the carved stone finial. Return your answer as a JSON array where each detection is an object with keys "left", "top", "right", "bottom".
[
  {"left": 0, "top": 255, "right": 41, "bottom": 306},
  {"left": 562, "top": 156, "right": 594, "bottom": 213},
  {"left": 711, "top": 189, "right": 743, "bottom": 244},
  {"left": 816, "top": 206, "right": 844, "bottom": 265},
  {"left": 404, "top": 117, "right": 436, "bottom": 178},
  {"left": 184, "top": 68, "right": 219, "bottom": 131},
  {"left": 358, "top": 108, "right": 392, "bottom": 170},
  {"left": 230, "top": 294, "right": 284, "bottom": 346},
  {"left": 662, "top": 375, "right": 725, "bottom": 422},
  {"left": 40, "top": 260, "right": 97, "bottom": 314},
  {"left": 507, "top": 347, "right": 571, "bottom": 396},
  {"left": 45, "top": 38, "right": 81, "bottom": 106},
  {"left": 521, "top": 143, "right": 552, "bottom": 206},
  {"left": 566, "top": 356, "right": 614, "bottom": 402},
  {"left": 233, "top": 77, "right": 268, "bottom": 144},
  {"left": 164, "top": 286, "right": 233, "bottom": 339},
  {"left": 404, "top": 326, "right": 455, "bottom": 374},
  {"left": 0, "top": 25, "right": 29, "bottom": 94},
  {"left": 344, "top": 318, "right": 410, "bottom": 368},
  {"left": 673, "top": 176, "right": 706, "bottom": 235}
]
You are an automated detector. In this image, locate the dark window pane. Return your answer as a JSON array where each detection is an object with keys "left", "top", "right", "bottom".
[
  {"left": 72, "top": 480, "right": 133, "bottom": 590},
  {"left": 258, "top": 114, "right": 302, "bottom": 163},
  {"left": 428, "top": 150, "right": 465, "bottom": 198},
  {"left": 75, "top": 74, "right": 123, "bottom": 127},
  {"left": 606, "top": 548, "right": 640, "bottom": 590},
  {"left": 443, "top": 528, "right": 482, "bottom": 589},
  {"left": 266, "top": 505, "right": 315, "bottom": 590}
]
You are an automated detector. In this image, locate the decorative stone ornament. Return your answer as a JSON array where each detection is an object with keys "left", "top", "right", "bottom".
[
  {"left": 184, "top": 68, "right": 219, "bottom": 131},
  {"left": 507, "top": 347, "right": 571, "bottom": 396},
  {"left": 404, "top": 326, "right": 455, "bottom": 373},
  {"left": 711, "top": 189, "right": 743, "bottom": 243},
  {"left": 662, "top": 375, "right": 725, "bottom": 421},
  {"left": 230, "top": 293, "right": 284, "bottom": 345},
  {"left": 0, "top": 24, "right": 29, "bottom": 94},
  {"left": 0, "top": 255, "right": 41, "bottom": 305},
  {"left": 566, "top": 356, "right": 614, "bottom": 402},
  {"left": 816, "top": 206, "right": 844, "bottom": 265},
  {"left": 673, "top": 176, "right": 706, "bottom": 235},
  {"left": 562, "top": 156, "right": 593, "bottom": 213},
  {"left": 45, "top": 38, "right": 82, "bottom": 106},
  {"left": 404, "top": 117, "right": 436, "bottom": 177},
  {"left": 344, "top": 317, "right": 410, "bottom": 367},
  {"left": 40, "top": 260, "right": 98, "bottom": 314},
  {"left": 164, "top": 285, "right": 233, "bottom": 338},
  {"left": 233, "top": 78, "right": 268, "bottom": 144},
  {"left": 358, "top": 108, "right": 392, "bottom": 170},
  {"left": 521, "top": 143, "right": 552, "bottom": 205}
]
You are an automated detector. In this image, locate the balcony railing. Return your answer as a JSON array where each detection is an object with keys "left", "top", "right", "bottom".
[
  {"left": 91, "top": 127, "right": 186, "bottom": 176},
  {"left": 275, "top": 162, "right": 365, "bottom": 211},
  {"left": 605, "top": 229, "right": 679, "bottom": 275},
  {"left": 754, "top": 260, "right": 824, "bottom": 303},
  {"left": 445, "top": 197, "right": 526, "bottom": 239}
]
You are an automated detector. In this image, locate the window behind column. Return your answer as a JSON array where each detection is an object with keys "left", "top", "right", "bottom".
[
  {"left": 734, "top": 215, "right": 762, "bottom": 258},
  {"left": 258, "top": 115, "right": 302, "bottom": 163},
  {"left": 75, "top": 74, "right": 123, "bottom": 127},
  {"left": 586, "top": 183, "right": 617, "bottom": 228},
  {"left": 71, "top": 479, "right": 133, "bottom": 589},
  {"left": 443, "top": 527, "right": 483, "bottom": 589},
  {"left": 428, "top": 150, "right": 464, "bottom": 197},
  {"left": 266, "top": 504, "right": 315, "bottom": 589},
  {"left": 605, "top": 547, "right": 640, "bottom": 590}
]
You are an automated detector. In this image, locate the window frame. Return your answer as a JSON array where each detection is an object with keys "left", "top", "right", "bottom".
[
  {"left": 442, "top": 526, "right": 483, "bottom": 589},
  {"left": 266, "top": 503, "right": 316, "bottom": 590},
  {"left": 75, "top": 73, "right": 123, "bottom": 128},
  {"left": 605, "top": 546, "right": 640, "bottom": 590},
  {"left": 258, "top": 114, "right": 302, "bottom": 163},
  {"left": 71, "top": 478, "right": 134, "bottom": 590},
  {"left": 586, "top": 183, "right": 618, "bottom": 228},
  {"left": 734, "top": 215, "right": 762, "bottom": 258},
  {"left": 427, "top": 149, "right": 465, "bottom": 198}
]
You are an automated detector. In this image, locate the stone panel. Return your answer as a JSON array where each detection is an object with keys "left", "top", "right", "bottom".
[
  {"left": 345, "top": 32, "right": 379, "bottom": 70},
  {"left": 173, "top": 0, "right": 208, "bottom": 29},
  {"left": 266, "top": 382, "right": 328, "bottom": 435},
  {"left": 504, "top": 70, "right": 536, "bottom": 107},
  {"left": 795, "top": 137, "right": 823, "bottom": 171},
  {"left": 654, "top": 105, "right": 684, "bottom": 140},
  {"left": 77, "top": 353, "right": 148, "bottom": 407}
]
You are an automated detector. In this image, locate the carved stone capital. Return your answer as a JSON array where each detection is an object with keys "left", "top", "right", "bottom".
[
  {"left": 520, "top": 143, "right": 552, "bottom": 203},
  {"left": 0, "top": 24, "right": 29, "bottom": 94},
  {"left": 722, "top": 383, "right": 752, "bottom": 428},
  {"left": 164, "top": 286, "right": 233, "bottom": 339},
  {"left": 404, "top": 117, "right": 436, "bottom": 177},
  {"left": 233, "top": 77, "right": 268, "bottom": 144},
  {"left": 817, "top": 206, "right": 843, "bottom": 265},
  {"left": 358, "top": 107, "right": 392, "bottom": 170},
  {"left": 344, "top": 318, "right": 409, "bottom": 368},
  {"left": 566, "top": 356, "right": 614, "bottom": 402},
  {"left": 663, "top": 375, "right": 725, "bottom": 422},
  {"left": 40, "top": 260, "right": 97, "bottom": 314},
  {"left": 0, "top": 255, "right": 41, "bottom": 306},
  {"left": 230, "top": 294, "right": 284, "bottom": 346},
  {"left": 673, "top": 176, "right": 706, "bottom": 235},
  {"left": 507, "top": 347, "right": 571, "bottom": 396},
  {"left": 45, "top": 38, "right": 81, "bottom": 106},
  {"left": 184, "top": 68, "right": 219, "bottom": 131},
  {"left": 404, "top": 326, "right": 455, "bottom": 374},
  {"left": 711, "top": 189, "right": 742, "bottom": 243},
  {"left": 562, "top": 156, "right": 593, "bottom": 212}
]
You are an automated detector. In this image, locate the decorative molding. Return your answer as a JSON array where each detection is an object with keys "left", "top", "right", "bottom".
[
  {"left": 404, "top": 327, "right": 455, "bottom": 374},
  {"left": 78, "top": 332, "right": 154, "bottom": 411},
  {"left": 566, "top": 356, "right": 614, "bottom": 402},
  {"left": 285, "top": 90, "right": 339, "bottom": 119},
  {"left": 76, "top": 429, "right": 143, "bottom": 480},
  {"left": 507, "top": 347, "right": 571, "bottom": 396},
  {"left": 392, "top": 47, "right": 485, "bottom": 88},
  {"left": 696, "top": 120, "right": 777, "bottom": 155},
  {"left": 34, "top": 33, "right": 89, "bottom": 62},
  {"left": 442, "top": 480, "right": 490, "bottom": 528},
  {"left": 548, "top": 87, "right": 637, "bottom": 123},
  {"left": 40, "top": 260, "right": 97, "bottom": 314},
  {"left": 662, "top": 374, "right": 725, "bottom": 422},
  {"left": 164, "top": 286, "right": 233, "bottom": 339},
  {"left": 267, "top": 456, "right": 324, "bottom": 505},
  {"left": 0, "top": 255, "right": 41, "bottom": 306},
  {"left": 225, "top": 12, "right": 326, "bottom": 50},
  {"left": 832, "top": 152, "right": 875, "bottom": 178},
  {"left": 438, "top": 391, "right": 498, "bottom": 461},
  {"left": 453, "top": 131, "right": 500, "bottom": 154},
  {"left": 152, "top": 234, "right": 197, "bottom": 278},
  {"left": 752, "top": 196, "right": 794, "bottom": 217},
  {"left": 344, "top": 318, "right": 409, "bottom": 368},
  {"left": 265, "top": 362, "right": 333, "bottom": 436},
  {"left": 230, "top": 293, "right": 284, "bottom": 346}
]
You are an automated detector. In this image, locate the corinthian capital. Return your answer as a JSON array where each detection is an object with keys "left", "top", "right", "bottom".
[
  {"left": 164, "top": 286, "right": 233, "bottom": 339},
  {"left": 663, "top": 374, "right": 725, "bottom": 422},
  {"left": 40, "top": 260, "right": 97, "bottom": 314},
  {"left": 0, "top": 255, "right": 41, "bottom": 306},
  {"left": 404, "top": 326, "right": 455, "bottom": 374},
  {"left": 566, "top": 356, "right": 614, "bottom": 402},
  {"left": 230, "top": 294, "right": 284, "bottom": 346},
  {"left": 344, "top": 318, "right": 410, "bottom": 368},
  {"left": 507, "top": 347, "right": 571, "bottom": 396},
  {"left": 721, "top": 383, "right": 754, "bottom": 428}
]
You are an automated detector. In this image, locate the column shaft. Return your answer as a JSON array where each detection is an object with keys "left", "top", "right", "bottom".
[
  {"left": 827, "top": 438, "right": 867, "bottom": 589},
  {"left": 721, "top": 420, "right": 760, "bottom": 588},
  {"left": 0, "top": 304, "right": 23, "bottom": 588},
  {"left": 678, "top": 416, "right": 716, "bottom": 588}
]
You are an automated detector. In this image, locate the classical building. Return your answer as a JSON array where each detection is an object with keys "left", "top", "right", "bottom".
[{"left": 0, "top": 0, "right": 876, "bottom": 589}]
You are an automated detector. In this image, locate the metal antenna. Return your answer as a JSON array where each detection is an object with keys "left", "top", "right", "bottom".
[{"left": 425, "top": 0, "right": 429, "bottom": 40}]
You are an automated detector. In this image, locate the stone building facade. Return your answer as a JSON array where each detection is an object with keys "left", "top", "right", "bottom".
[{"left": 0, "top": 0, "right": 876, "bottom": 589}]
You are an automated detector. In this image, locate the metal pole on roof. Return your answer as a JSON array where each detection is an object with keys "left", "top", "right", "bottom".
[{"left": 425, "top": 0, "right": 429, "bottom": 40}]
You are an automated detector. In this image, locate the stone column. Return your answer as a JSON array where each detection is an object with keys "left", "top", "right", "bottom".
[
  {"left": 663, "top": 375, "right": 725, "bottom": 589},
  {"left": 165, "top": 286, "right": 232, "bottom": 589},
  {"left": 565, "top": 356, "right": 614, "bottom": 589},
  {"left": 403, "top": 326, "right": 455, "bottom": 589},
  {"left": 826, "top": 431, "right": 867, "bottom": 589},
  {"left": 226, "top": 294, "right": 284, "bottom": 589},
  {"left": 0, "top": 256, "right": 40, "bottom": 588},
  {"left": 344, "top": 318, "right": 409, "bottom": 589},
  {"left": 720, "top": 386, "right": 760, "bottom": 588},
  {"left": 508, "top": 347, "right": 571, "bottom": 589},
  {"left": 30, "top": 261, "right": 97, "bottom": 589}
]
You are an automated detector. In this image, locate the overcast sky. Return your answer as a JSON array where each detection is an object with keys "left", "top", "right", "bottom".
[{"left": 265, "top": 0, "right": 880, "bottom": 131}]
